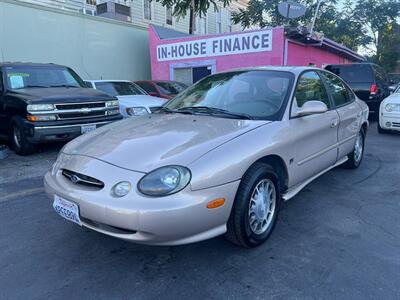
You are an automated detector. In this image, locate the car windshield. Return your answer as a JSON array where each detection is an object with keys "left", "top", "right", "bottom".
[
  {"left": 395, "top": 85, "right": 400, "bottom": 93},
  {"left": 164, "top": 70, "right": 294, "bottom": 120},
  {"left": 95, "top": 82, "right": 146, "bottom": 97},
  {"left": 3, "top": 66, "right": 83, "bottom": 89},
  {"left": 156, "top": 82, "right": 188, "bottom": 95}
]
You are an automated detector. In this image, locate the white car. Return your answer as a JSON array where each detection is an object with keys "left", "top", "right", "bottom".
[
  {"left": 85, "top": 80, "right": 165, "bottom": 117},
  {"left": 379, "top": 84, "right": 400, "bottom": 133}
]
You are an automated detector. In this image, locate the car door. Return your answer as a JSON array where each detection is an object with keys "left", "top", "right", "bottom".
[
  {"left": 320, "top": 71, "right": 361, "bottom": 159},
  {"left": 0, "top": 70, "right": 6, "bottom": 136},
  {"left": 289, "top": 71, "right": 339, "bottom": 187}
]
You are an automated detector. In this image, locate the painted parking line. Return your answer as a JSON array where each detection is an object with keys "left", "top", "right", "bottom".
[{"left": 0, "top": 187, "right": 44, "bottom": 203}]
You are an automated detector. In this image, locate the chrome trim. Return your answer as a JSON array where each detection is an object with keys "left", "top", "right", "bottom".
[
  {"left": 63, "top": 171, "right": 104, "bottom": 187},
  {"left": 34, "top": 121, "right": 112, "bottom": 130},
  {"left": 32, "top": 106, "right": 114, "bottom": 115}
]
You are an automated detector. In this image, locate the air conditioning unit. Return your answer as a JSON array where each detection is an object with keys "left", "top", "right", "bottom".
[
  {"left": 80, "top": 8, "right": 97, "bottom": 16},
  {"left": 96, "top": 1, "right": 131, "bottom": 22}
]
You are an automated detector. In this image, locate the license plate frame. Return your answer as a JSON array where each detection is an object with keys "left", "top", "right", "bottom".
[
  {"left": 81, "top": 124, "right": 96, "bottom": 134},
  {"left": 53, "top": 195, "right": 82, "bottom": 226}
]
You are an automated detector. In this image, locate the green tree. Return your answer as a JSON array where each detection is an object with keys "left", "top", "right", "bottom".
[
  {"left": 155, "top": 0, "right": 231, "bottom": 34},
  {"left": 231, "top": 0, "right": 372, "bottom": 51}
]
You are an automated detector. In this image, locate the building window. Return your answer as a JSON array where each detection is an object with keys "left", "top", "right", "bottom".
[
  {"left": 86, "top": 0, "right": 96, "bottom": 5},
  {"left": 166, "top": 6, "right": 173, "bottom": 25},
  {"left": 144, "top": 0, "right": 152, "bottom": 20},
  {"left": 196, "top": 15, "right": 207, "bottom": 34},
  {"left": 227, "top": 10, "right": 232, "bottom": 32},
  {"left": 216, "top": 9, "right": 222, "bottom": 33}
]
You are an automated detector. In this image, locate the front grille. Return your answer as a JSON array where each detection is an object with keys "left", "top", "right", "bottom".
[
  {"left": 55, "top": 102, "right": 105, "bottom": 110},
  {"left": 58, "top": 110, "right": 106, "bottom": 120},
  {"left": 62, "top": 169, "right": 104, "bottom": 189},
  {"left": 392, "top": 122, "right": 400, "bottom": 128}
]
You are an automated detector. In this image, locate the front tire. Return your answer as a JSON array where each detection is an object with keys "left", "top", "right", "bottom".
[
  {"left": 226, "top": 163, "right": 281, "bottom": 248},
  {"left": 343, "top": 129, "right": 365, "bottom": 169},
  {"left": 11, "top": 121, "right": 36, "bottom": 155}
]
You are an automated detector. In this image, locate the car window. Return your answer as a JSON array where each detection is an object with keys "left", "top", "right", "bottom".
[
  {"left": 156, "top": 82, "right": 186, "bottom": 95},
  {"left": 325, "top": 64, "right": 373, "bottom": 83},
  {"left": 295, "top": 71, "right": 331, "bottom": 109},
  {"left": 95, "top": 82, "right": 145, "bottom": 96},
  {"left": 321, "top": 72, "right": 353, "bottom": 107},
  {"left": 136, "top": 81, "right": 157, "bottom": 93}
]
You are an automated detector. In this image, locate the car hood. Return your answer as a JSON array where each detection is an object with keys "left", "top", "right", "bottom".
[
  {"left": 383, "top": 93, "right": 400, "bottom": 104},
  {"left": 63, "top": 113, "right": 270, "bottom": 172},
  {"left": 116, "top": 95, "right": 165, "bottom": 107},
  {"left": 8, "top": 87, "right": 112, "bottom": 103}
]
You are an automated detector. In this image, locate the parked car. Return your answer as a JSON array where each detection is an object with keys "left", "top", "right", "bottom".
[
  {"left": 388, "top": 73, "right": 400, "bottom": 93},
  {"left": 0, "top": 62, "right": 122, "bottom": 155},
  {"left": 378, "top": 84, "right": 400, "bottom": 133},
  {"left": 134, "top": 80, "right": 189, "bottom": 99},
  {"left": 85, "top": 80, "right": 165, "bottom": 117},
  {"left": 45, "top": 67, "right": 369, "bottom": 248},
  {"left": 325, "top": 63, "right": 391, "bottom": 115}
]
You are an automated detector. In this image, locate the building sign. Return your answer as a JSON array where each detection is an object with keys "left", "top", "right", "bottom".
[{"left": 157, "top": 30, "right": 272, "bottom": 62}]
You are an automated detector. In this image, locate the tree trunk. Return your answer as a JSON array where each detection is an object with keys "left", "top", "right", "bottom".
[{"left": 189, "top": 0, "right": 196, "bottom": 34}]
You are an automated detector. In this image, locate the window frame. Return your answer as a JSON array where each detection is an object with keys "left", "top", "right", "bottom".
[
  {"left": 165, "top": 6, "right": 173, "bottom": 26},
  {"left": 319, "top": 70, "right": 356, "bottom": 109},
  {"left": 143, "top": 0, "right": 153, "bottom": 21},
  {"left": 290, "top": 70, "right": 334, "bottom": 119}
]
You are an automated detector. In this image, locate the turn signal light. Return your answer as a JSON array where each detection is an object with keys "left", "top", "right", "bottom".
[
  {"left": 207, "top": 198, "right": 225, "bottom": 209},
  {"left": 27, "top": 115, "right": 38, "bottom": 121}
]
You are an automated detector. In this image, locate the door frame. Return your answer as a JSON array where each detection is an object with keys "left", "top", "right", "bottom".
[{"left": 169, "top": 60, "right": 217, "bottom": 82}]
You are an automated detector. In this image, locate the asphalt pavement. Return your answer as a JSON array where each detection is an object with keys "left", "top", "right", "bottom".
[{"left": 0, "top": 123, "right": 399, "bottom": 300}]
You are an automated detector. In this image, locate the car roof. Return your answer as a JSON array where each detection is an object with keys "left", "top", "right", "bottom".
[
  {"left": 85, "top": 80, "right": 133, "bottom": 83},
  {"left": 218, "top": 66, "right": 323, "bottom": 76},
  {"left": 0, "top": 62, "right": 67, "bottom": 68}
]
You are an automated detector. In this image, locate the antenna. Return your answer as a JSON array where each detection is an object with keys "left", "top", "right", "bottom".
[{"left": 309, "top": 0, "right": 322, "bottom": 36}]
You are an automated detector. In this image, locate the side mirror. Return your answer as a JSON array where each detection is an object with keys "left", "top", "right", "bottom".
[
  {"left": 294, "top": 101, "right": 328, "bottom": 117},
  {"left": 148, "top": 92, "right": 159, "bottom": 97}
]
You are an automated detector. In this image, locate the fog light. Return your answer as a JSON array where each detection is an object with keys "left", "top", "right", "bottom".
[
  {"left": 386, "top": 122, "right": 392, "bottom": 127},
  {"left": 112, "top": 181, "right": 131, "bottom": 197}
]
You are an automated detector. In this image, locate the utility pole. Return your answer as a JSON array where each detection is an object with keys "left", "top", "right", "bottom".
[{"left": 309, "top": 0, "right": 322, "bottom": 36}]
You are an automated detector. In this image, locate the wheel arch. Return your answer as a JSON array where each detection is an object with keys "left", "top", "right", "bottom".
[{"left": 251, "top": 155, "right": 289, "bottom": 194}]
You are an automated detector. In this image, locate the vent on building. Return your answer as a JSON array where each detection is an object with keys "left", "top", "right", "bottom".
[{"left": 96, "top": 1, "right": 131, "bottom": 22}]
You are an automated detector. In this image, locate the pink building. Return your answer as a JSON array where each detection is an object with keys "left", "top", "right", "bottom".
[{"left": 149, "top": 25, "right": 365, "bottom": 85}]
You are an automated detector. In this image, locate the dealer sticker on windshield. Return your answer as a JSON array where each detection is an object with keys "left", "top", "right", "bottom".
[{"left": 53, "top": 195, "right": 82, "bottom": 226}]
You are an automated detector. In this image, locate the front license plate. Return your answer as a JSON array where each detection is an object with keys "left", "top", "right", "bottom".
[
  {"left": 53, "top": 195, "right": 82, "bottom": 226},
  {"left": 81, "top": 124, "right": 96, "bottom": 134}
]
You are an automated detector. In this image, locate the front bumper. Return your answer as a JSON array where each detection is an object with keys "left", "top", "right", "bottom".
[
  {"left": 23, "top": 115, "right": 122, "bottom": 143},
  {"left": 44, "top": 153, "right": 239, "bottom": 245},
  {"left": 379, "top": 113, "right": 400, "bottom": 131}
]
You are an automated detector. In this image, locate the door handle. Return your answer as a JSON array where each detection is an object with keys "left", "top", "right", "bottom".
[{"left": 330, "top": 119, "right": 339, "bottom": 128}]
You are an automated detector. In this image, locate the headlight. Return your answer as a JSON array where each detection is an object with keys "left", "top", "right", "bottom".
[
  {"left": 126, "top": 107, "right": 149, "bottom": 116},
  {"left": 385, "top": 103, "right": 400, "bottom": 112},
  {"left": 138, "top": 166, "right": 191, "bottom": 196},
  {"left": 27, "top": 104, "right": 55, "bottom": 111},
  {"left": 112, "top": 181, "right": 131, "bottom": 197},
  {"left": 105, "top": 100, "right": 119, "bottom": 108},
  {"left": 27, "top": 115, "right": 57, "bottom": 121}
]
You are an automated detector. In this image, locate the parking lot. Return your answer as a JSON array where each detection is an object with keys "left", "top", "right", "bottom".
[{"left": 0, "top": 123, "right": 399, "bottom": 300}]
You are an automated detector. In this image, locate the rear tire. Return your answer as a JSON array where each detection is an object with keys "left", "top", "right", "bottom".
[
  {"left": 10, "top": 121, "right": 36, "bottom": 155},
  {"left": 343, "top": 129, "right": 365, "bottom": 169},
  {"left": 226, "top": 163, "right": 281, "bottom": 248}
]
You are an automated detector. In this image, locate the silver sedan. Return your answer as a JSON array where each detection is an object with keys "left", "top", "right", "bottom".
[{"left": 45, "top": 67, "right": 369, "bottom": 247}]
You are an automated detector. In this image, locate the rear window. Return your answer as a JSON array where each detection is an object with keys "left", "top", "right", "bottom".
[
  {"left": 325, "top": 64, "right": 374, "bottom": 83},
  {"left": 95, "top": 82, "right": 145, "bottom": 96},
  {"left": 156, "top": 82, "right": 187, "bottom": 95}
]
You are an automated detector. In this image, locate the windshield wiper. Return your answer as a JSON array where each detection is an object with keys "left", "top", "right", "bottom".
[
  {"left": 50, "top": 84, "right": 79, "bottom": 88},
  {"left": 156, "top": 106, "right": 194, "bottom": 115},
  {"left": 16, "top": 85, "right": 48, "bottom": 89},
  {"left": 177, "top": 106, "right": 254, "bottom": 120}
]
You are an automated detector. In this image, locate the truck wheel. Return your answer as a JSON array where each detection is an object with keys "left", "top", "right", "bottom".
[
  {"left": 11, "top": 122, "right": 36, "bottom": 155},
  {"left": 343, "top": 129, "right": 365, "bottom": 169},
  {"left": 226, "top": 163, "right": 281, "bottom": 248}
]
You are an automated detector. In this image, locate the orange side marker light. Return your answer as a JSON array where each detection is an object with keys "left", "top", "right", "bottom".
[{"left": 207, "top": 198, "right": 225, "bottom": 209}]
